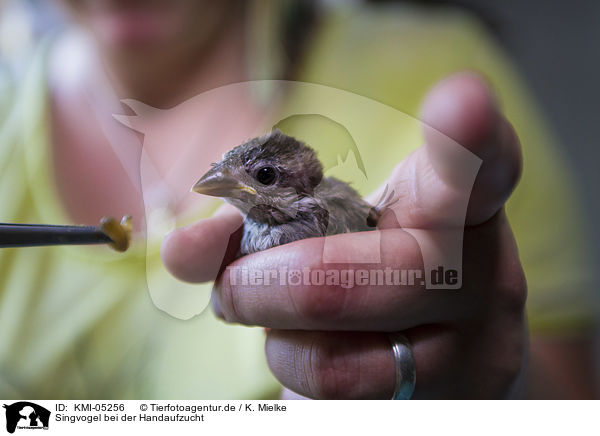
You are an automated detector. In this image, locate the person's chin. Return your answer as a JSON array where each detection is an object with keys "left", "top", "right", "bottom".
[{"left": 92, "top": 9, "right": 176, "bottom": 50}]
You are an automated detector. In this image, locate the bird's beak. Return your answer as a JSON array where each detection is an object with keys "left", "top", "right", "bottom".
[{"left": 192, "top": 168, "right": 257, "bottom": 197}]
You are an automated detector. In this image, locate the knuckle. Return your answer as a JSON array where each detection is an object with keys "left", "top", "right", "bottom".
[
  {"left": 493, "top": 341, "right": 526, "bottom": 396},
  {"left": 497, "top": 260, "right": 527, "bottom": 313},
  {"left": 293, "top": 282, "right": 349, "bottom": 326},
  {"left": 306, "top": 340, "right": 358, "bottom": 400},
  {"left": 505, "top": 351, "right": 525, "bottom": 384},
  {"left": 216, "top": 277, "right": 244, "bottom": 324}
]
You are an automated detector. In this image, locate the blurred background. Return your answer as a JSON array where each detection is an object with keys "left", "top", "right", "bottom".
[
  {"left": 0, "top": 0, "right": 598, "bottom": 398},
  {"left": 1, "top": 0, "right": 598, "bottom": 253},
  {"left": 379, "top": 0, "right": 600, "bottom": 264}
]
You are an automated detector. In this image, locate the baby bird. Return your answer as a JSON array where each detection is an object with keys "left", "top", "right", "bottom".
[{"left": 192, "top": 130, "right": 395, "bottom": 256}]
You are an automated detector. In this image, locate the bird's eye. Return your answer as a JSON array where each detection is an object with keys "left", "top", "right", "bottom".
[{"left": 255, "top": 166, "right": 277, "bottom": 185}]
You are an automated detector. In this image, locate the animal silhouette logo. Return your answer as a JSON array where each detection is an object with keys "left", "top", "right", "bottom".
[
  {"left": 2, "top": 402, "right": 50, "bottom": 433},
  {"left": 112, "top": 81, "right": 481, "bottom": 319}
]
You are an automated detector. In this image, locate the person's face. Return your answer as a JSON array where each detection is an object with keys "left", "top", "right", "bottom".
[{"left": 60, "top": 0, "right": 236, "bottom": 53}]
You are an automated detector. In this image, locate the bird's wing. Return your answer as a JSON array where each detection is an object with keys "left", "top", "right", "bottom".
[{"left": 315, "top": 177, "right": 373, "bottom": 234}]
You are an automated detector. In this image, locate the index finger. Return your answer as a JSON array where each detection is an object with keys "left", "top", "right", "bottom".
[
  {"left": 161, "top": 204, "right": 243, "bottom": 283},
  {"left": 375, "top": 72, "right": 522, "bottom": 230}
]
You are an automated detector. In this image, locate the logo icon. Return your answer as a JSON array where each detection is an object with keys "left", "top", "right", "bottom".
[
  {"left": 2, "top": 402, "right": 50, "bottom": 434},
  {"left": 113, "top": 81, "right": 481, "bottom": 319}
]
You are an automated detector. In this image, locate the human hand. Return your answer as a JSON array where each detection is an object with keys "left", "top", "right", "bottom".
[{"left": 162, "top": 72, "right": 526, "bottom": 399}]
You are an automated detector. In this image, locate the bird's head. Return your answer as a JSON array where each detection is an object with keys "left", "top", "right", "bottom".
[{"left": 192, "top": 130, "right": 323, "bottom": 224}]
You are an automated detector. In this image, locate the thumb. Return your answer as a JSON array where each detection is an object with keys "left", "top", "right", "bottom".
[
  {"left": 161, "top": 204, "right": 243, "bottom": 283},
  {"left": 377, "top": 72, "right": 522, "bottom": 229}
]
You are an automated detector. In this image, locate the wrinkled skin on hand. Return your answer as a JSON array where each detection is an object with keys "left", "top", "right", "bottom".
[{"left": 162, "top": 72, "right": 527, "bottom": 399}]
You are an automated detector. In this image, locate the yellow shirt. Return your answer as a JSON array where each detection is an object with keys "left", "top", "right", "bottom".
[{"left": 0, "top": 3, "right": 595, "bottom": 398}]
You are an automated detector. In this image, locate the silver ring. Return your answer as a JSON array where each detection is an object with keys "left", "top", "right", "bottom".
[{"left": 388, "top": 333, "right": 416, "bottom": 400}]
